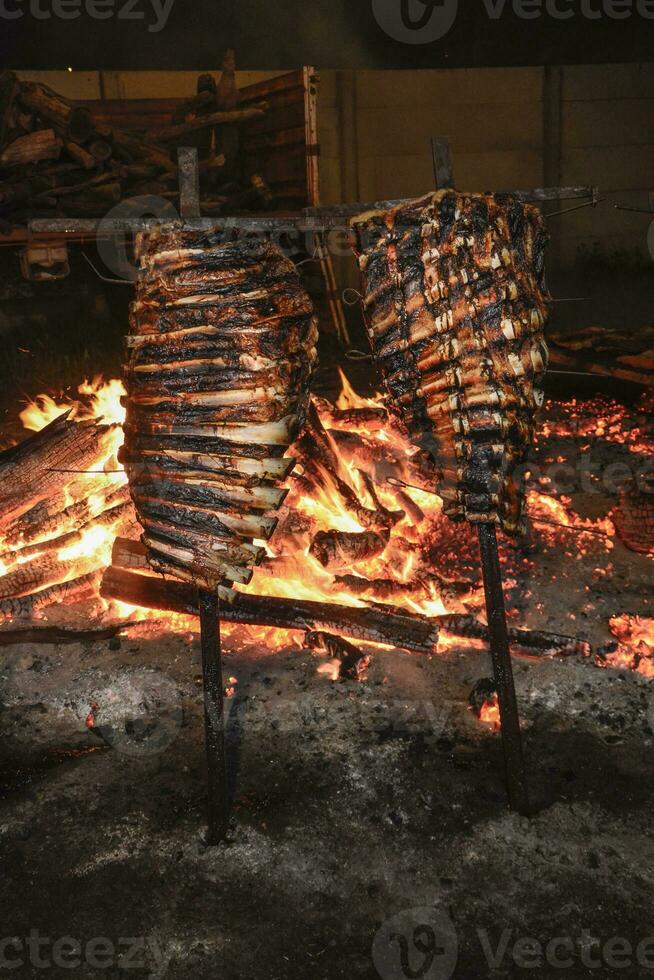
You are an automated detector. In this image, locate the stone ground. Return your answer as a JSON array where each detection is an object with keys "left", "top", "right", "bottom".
[{"left": 1, "top": 373, "right": 654, "bottom": 979}]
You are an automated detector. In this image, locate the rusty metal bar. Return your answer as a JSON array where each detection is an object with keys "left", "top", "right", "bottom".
[
  {"left": 477, "top": 522, "right": 530, "bottom": 815},
  {"left": 27, "top": 185, "right": 598, "bottom": 240},
  {"left": 198, "top": 588, "right": 229, "bottom": 844}
]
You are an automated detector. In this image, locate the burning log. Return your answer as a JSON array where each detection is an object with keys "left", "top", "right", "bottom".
[
  {"left": 103, "top": 539, "right": 441, "bottom": 653},
  {"left": 0, "top": 570, "right": 101, "bottom": 621},
  {"left": 329, "top": 407, "right": 387, "bottom": 427},
  {"left": 309, "top": 528, "right": 390, "bottom": 570},
  {"left": 430, "top": 612, "right": 591, "bottom": 658},
  {"left": 357, "top": 469, "right": 404, "bottom": 526},
  {"left": 0, "top": 551, "right": 107, "bottom": 600},
  {"left": 304, "top": 630, "right": 371, "bottom": 679},
  {"left": 102, "top": 548, "right": 586, "bottom": 660},
  {"left": 0, "top": 497, "right": 135, "bottom": 566},
  {"left": 334, "top": 573, "right": 424, "bottom": 601},
  {"left": 101, "top": 565, "right": 439, "bottom": 652},
  {"left": 0, "top": 411, "right": 114, "bottom": 530},
  {"left": 1, "top": 469, "right": 125, "bottom": 548},
  {"left": 393, "top": 489, "right": 425, "bottom": 526}
]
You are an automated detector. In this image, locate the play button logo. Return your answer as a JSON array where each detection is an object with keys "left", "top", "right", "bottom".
[
  {"left": 372, "top": 908, "right": 459, "bottom": 980},
  {"left": 372, "top": 0, "right": 459, "bottom": 43}
]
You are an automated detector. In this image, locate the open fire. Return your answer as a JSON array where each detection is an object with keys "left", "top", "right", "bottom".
[{"left": 1, "top": 369, "right": 653, "bottom": 706}]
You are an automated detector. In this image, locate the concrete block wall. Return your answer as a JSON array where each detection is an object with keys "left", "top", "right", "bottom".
[
  {"left": 317, "top": 63, "right": 654, "bottom": 272},
  {"left": 556, "top": 63, "right": 654, "bottom": 265}
]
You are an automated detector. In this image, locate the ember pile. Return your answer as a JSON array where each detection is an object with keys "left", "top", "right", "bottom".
[
  {"left": 0, "top": 369, "right": 653, "bottom": 691},
  {"left": 0, "top": 61, "right": 269, "bottom": 226}
]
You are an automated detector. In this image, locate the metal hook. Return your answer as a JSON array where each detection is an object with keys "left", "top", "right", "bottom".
[
  {"left": 81, "top": 250, "right": 134, "bottom": 285},
  {"left": 342, "top": 288, "right": 362, "bottom": 307}
]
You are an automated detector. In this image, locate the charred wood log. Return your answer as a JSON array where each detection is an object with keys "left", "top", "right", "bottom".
[
  {"left": 0, "top": 570, "right": 101, "bottom": 621},
  {"left": 328, "top": 407, "right": 387, "bottom": 427},
  {"left": 309, "top": 528, "right": 390, "bottom": 570},
  {"left": 0, "top": 551, "right": 108, "bottom": 601},
  {"left": 0, "top": 624, "right": 123, "bottom": 646},
  {"left": 104, "top": 541, "right": 587, "bottom": 658},
  {"left": 0, "top": 412, "right": 112, "bottom": 529},
  {"left": 2, "top": 477, "right": 124, "bottom": 549},
  {"left": 17, "top": 83, "right": 93, "bottom": 142},
  {"left": 0, "top": 496, "right": 135, "bottom": 567},
  {"left": 103, "top": 540, "right": 440, "bottom": 653},
  {"left": 64, "top": 140, "right": 95, "bottom": 170},
  {"left": 429, "top": 612, "right": 591, "bottom": 658},
  {"left": 0, "top": 129, "right": 62, "bottom": 166},
  {"left": 334, "top": 573, "right": 424, "bottom": 600}
]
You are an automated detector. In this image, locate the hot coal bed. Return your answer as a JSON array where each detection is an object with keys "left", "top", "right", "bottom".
[{"left": 2, "top": 241, "right": 654, "bottom": 976}]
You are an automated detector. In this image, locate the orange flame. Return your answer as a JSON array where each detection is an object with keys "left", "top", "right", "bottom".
[{"left": 2, "top": 369, "right": 652, "bottom": 711}]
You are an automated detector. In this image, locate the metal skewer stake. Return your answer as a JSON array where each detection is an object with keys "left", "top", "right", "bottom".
[
  {"left": 198, "top": 587, "right": 229, "bottom": 844},
  {"left": 178, "top": 149, "right": 228, "bottom": 844},
  {"left": 476, "top": 523, "right": 530, "bottom": 815}
]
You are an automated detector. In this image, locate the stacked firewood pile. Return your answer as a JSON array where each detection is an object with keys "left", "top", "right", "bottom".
[
  {"left": 0, "top": 54, "right": 271, "bottom": 227},
  {"left": 0, "top": 410, "right": 138, "bottom": 620}
]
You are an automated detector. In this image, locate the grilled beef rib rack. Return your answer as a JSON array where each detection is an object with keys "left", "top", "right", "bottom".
[
  {"left": 121, "top": 226, "right": 318, "bottom": 596},
  {"left": 351, "top": 189, "right": 550, "bottom": 534}
]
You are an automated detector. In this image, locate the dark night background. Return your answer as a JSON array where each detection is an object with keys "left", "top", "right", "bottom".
[{"left": 1, "top": 0, "right": 654, "bottom": 69}]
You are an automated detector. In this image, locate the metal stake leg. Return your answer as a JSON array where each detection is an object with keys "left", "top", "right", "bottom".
[
  {"left": 477, "top": 523, "right": 530, "bottom": 815},
  {"left": 198, "top": 588, "right": 229, "bottom": 844}
]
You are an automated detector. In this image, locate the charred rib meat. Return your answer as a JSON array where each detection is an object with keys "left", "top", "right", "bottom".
[
  {"left": 351, "top": 190, "right": 549, "bottom": 534},
  {"left": 122, "top": 227, "right": 318, "bottom": 598}
]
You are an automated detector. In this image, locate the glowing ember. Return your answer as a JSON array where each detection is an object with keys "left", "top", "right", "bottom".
[
  {"left": 477, "top": 694, "right": 501, "bottom": 730},
  {"left": 601, "top": 615, "right": 654, "bottom": 679},
  {"left": 527, "top": 490, "right": 615, "bottom": 545}
]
